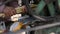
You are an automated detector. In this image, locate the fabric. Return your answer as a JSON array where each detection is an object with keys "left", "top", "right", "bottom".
[
  {"left": 0, "top": 5, "right": 5, "bottom": 13},
  {"left": 3, "top": 6, "right": 16, "bottom": 19},
  {"left": 6, "top": 1, "right": 18, "bottom": 8},
  {"left": 10, "top": 22, "right": 23, "bottom": 32}
]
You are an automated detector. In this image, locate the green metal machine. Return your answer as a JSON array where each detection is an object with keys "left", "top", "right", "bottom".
[
  {"left": 33, "top": 0, "right": 60, "bottom": 34},
  {"left": 34, "top": 0, "right": 56, "bottom": 16}
]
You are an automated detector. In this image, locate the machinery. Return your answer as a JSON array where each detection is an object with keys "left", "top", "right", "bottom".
[{"left": 1, "top": 0, "right": 60, "bottom": 34}]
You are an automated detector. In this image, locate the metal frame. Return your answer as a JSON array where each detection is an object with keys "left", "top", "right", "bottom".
[{"left": 35, "top": 0, "right": 55, "bottom": 16}]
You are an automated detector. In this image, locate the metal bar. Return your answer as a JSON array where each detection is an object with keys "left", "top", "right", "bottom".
[
  {"left": 35, "top": 0, "right": 46, "bottom": 15},
  {"left": 47, "top": 2, "right": 55, "bottom": 16},
  {"left": 15, "top": 22, "right": 60, "bottom": 33},
  {"left": 4, "top": 22, "right": 60, "bottom": 34},
  {"left": 58, "top": 0, "right": 60, "bottom": 8},
  {"left": 58, "top": 0, "right": 60, "bottom": 12},
  {"left": 32, "top": 15, "right": 46, "bottom": 21}
]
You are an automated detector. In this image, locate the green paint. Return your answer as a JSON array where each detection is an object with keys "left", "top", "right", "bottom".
[
  {"left": 47, "top": 2, "right": 55, "bottom": 16},
  {"left": 35, "top": 0, "right": 46, "bottom": 15},
  {"left": 58, "top": 0, "right": 60, "bottom": 6}
]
